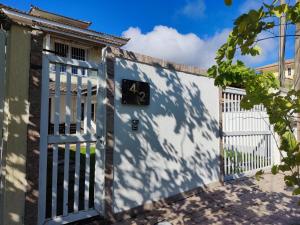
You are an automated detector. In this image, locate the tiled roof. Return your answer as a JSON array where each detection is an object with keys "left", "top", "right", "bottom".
[
  {"left": 29, "top": 5, "right": 92, "bottom": 29},
  {"left": 0, "top": 3, "right": 129, "bottom": 47}
]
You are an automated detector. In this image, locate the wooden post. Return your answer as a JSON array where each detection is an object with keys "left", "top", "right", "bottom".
[{"left": 279, "top": 0, "right": 286, "bottom": 87}]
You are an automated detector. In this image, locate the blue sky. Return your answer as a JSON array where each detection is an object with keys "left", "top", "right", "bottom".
[{"left": 1, "top": 0, "right": 295, "bottom": 68}]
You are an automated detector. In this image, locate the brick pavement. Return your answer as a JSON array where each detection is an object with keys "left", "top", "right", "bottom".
[{"left": 112, "top": 173, "right": 300, "bottom": 225}]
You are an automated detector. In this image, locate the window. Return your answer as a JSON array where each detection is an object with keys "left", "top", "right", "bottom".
[
  {"left": 72, "top": 66, "right": 78, "bottom": 75},
  {"left": 54, "top": 42, "right": 69, "bottom": 57},
  {"left": 54, "top": 42, "right": 86, "bottom": 61},
  {"left": 60, "top": 64, "right": 66, "bottom": 73},
  {"left": 49, "top": 63, "right": 66, "bottom": 73},
  {"left": 71, "top": 47, "right": 86, "bottom": 61},
  {"left": 81, "top": 68, "right": 86, "bottom": 76},
  {"left": 288, "top": 67, "right": 292, "bottom": 76},
  {"left": 72, "top": 66, "right": 87, "bottom": 76}
]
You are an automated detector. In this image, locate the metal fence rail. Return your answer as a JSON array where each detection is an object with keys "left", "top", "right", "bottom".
[{"left": 222, "top": 87, "right": 273, "bottom": 180}]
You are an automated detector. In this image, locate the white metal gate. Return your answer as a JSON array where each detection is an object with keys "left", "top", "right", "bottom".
[
  {"left": 38, "top": 54, "right": 106, "bottom": 225},
  {"left": 222, "top": 87, "right": 273, "bottom": 180}
]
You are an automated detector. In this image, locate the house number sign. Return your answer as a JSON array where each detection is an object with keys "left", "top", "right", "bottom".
[{"left": 121, "top": 79, "right": 150, "bottom": 105}]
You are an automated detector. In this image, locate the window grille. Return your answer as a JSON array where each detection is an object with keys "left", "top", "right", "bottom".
[
  {"left": 71, "top": 47, "right": 85, "bottom": 61},
  {"left": 54, "top": 42, "right": 69, "bottom": 57}
]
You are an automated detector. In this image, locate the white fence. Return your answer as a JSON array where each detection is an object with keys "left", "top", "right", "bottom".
[
  {"left": 222, "top": 87, "right": 273, "bottom": 180},
  {"left": 38, "top": 54, "right": 106, "bottom": 225}
]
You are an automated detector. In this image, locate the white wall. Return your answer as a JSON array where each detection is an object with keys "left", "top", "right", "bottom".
[{"left": 113, "top": 58, "right": 220, "bottom": 213}]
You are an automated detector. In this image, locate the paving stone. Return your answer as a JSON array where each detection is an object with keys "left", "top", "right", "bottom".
[{"left": 112, "top": 174, "right": 300, "bottom": 225}]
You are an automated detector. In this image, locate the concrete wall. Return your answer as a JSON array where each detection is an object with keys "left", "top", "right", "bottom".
[
  {"left": 112, "top": 58, "right": 220, "bottom": 213},
  {"left": 0, "top": 24, "right": 31, "bottom": 225}
]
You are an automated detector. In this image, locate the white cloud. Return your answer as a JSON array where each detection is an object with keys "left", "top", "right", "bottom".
[
  {"left": 122, "top": 26, "right": 229, "bottom": 69},
  {"left": 181, "top": 0, "right": 206, "bottom": 19},
  {"left": 122, "top": 25, "right": 277, "bottom": 69}
]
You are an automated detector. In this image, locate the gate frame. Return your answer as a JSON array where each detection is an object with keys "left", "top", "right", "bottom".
[{"left": 37, "top": 53, "right": 107, "bottom": 225}]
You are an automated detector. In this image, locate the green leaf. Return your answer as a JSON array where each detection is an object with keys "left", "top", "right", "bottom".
[
  {"left": 292, "top": 188, "right": 300, "bottom": 195},
  {"left": 271, "top": 165, "right": 279, "bottom": 175},
  {"left": 207, "top": 65, "right": 217, "bottom": 78}
]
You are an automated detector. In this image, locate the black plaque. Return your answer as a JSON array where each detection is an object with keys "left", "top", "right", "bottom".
[{"left": 121, "top": 79, "right": 150, "bottom": 105}]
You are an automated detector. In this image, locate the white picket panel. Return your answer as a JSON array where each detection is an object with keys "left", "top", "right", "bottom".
[
  {"left": 63, "top": 65, "right": 72, "bottom": 216},
  {"left": 84, "top": 80, "right": 92, "bottom": 210},
  {"left": 38, "top": 54, "right": 105, "bottom": 225},
  {"left": 74, "top": 75, "right": 82, "bottom": 213},
  {"left": 223, "top": 87, "right": 273, "bottom": 180}
]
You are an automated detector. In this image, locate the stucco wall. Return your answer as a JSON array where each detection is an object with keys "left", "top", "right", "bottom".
[
  {"left": 0, "top": 24, "right": 31, "bottom": 225},
  {"left": 112, "top": 58, "right": 220, "bottom": 213}
]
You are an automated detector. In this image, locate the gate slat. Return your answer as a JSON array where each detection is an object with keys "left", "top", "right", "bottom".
[
  {"left": 63, "top": 66, "right": 72, "bottom": 216},
  {"left": 38, "top": 56, "right": 50, "bottom": 225},
  {"left": 262, "top": 135, "right": 265, "bottom": 167},
  {"left": 270, "top": 134, "right": 272, "bottom": 165},
  {"left": 52, "top": 64, "right": 61, "bottom": 217},
  {"left": 84, "top": 79, "right": 92, "bottom": 210},
  {"left": 74, "top": 75, "right": 82, "bottom": 212}
]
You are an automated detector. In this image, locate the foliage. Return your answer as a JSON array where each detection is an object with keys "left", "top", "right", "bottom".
[{"left": 211, "top": 1, "right": 300, "bottom": 196}]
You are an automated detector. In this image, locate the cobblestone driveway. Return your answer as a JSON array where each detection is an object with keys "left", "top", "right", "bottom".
[{"left": 113, "top": 173, "right": 300, "bottom": 225}]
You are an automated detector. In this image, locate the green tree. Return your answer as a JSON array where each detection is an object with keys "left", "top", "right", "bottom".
[{"left": 209, "top": 0, "right": 300, "bottom": 198}]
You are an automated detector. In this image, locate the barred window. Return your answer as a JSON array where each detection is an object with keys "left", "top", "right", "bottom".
[
  {"left": 71, "top": 47, "right": 85, "bottom": 61},
  {"left": 54, "top": 42, "right": 69, "bottom": 57}
]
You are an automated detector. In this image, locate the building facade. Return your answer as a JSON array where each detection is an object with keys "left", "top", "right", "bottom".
[
  {"left": 0, "top": 4, "right": 281, "bottom": 225},
  {"left": 256, "top": 59, "right": 295, "bottom": 88}
]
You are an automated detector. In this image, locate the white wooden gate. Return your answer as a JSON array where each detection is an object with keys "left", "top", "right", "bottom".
[
  {"left": 38, "top": 54, "right": 106, "bottom": 225},
  {"left": 222, "top": 87, "right": 273, "bottom": 180}
]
